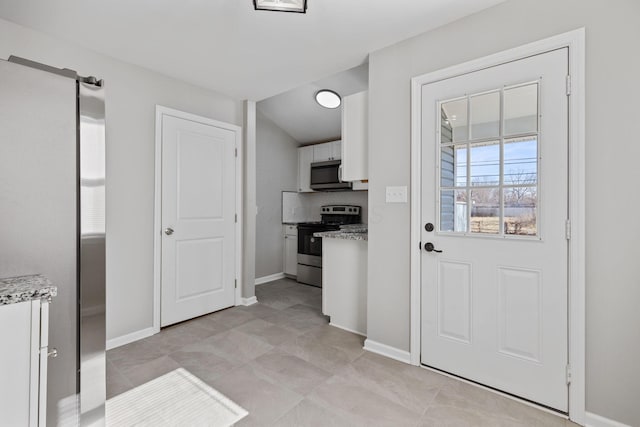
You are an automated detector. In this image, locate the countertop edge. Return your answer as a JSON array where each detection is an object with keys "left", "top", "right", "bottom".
[
  {"left": 314, "top": 231, "right": 368, "bottom": 241},
  {"left": 0, "top": 274, "right": 57, "bottom": 306}
]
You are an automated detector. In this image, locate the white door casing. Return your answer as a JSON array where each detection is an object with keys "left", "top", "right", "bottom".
[
  {"left": 420, "top": 49, "right": 569, "bottom": 411},
  {"left": 159, "top": 109, "right": 240, "bottom": 327}
]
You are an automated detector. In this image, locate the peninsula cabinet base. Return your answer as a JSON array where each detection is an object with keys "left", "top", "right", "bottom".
[{"left": 322, "top": 238, "right": 367, "bottom": 336}]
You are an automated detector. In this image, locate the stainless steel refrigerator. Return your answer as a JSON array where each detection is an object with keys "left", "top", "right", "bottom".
[{"left": 0, "top": 56, "right": 106, "bottom": 426}]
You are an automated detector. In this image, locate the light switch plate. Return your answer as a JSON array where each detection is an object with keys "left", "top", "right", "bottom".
[{"left": 386, "top": 186, "right": 408, "bottom": 203}]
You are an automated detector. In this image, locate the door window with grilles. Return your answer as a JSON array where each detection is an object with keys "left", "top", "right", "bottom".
[{"left": 439, "top": 82, "right": 539, "bottom": 237}]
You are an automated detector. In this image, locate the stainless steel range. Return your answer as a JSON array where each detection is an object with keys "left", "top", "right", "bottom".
[{"left": 297, "top": 205, "right": 361, "bottom": 287}]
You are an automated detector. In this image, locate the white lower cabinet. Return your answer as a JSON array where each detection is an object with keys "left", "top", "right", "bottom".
[
  {"left": 283, "top": 225, "right": 298, "bottom": 277},
  {"left": 0, "top": 299, "right": 50, "bottom": 426},
  {"left": 322, "top": 238, "right": 367, "bottom": 336}
]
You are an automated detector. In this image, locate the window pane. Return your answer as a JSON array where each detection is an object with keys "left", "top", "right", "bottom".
[
  {"left": 470, "top": 188, "right": 499, "bottom": 234},
  {"left": 504, "top": 187, "right": 537, "bottom": 236},
  {"left": 441, "top": 145, "right": 467, "bottom": 187},
  {"left": 440, "top": 109, "right": 453, "bottom": 144},
  {"left": 440, "top": 146, "right": 455, "bottom": 187},
  {"left": 441, "top": 189, "right": 468, "bottom": 232},
  {"left": 470, "top": 141, "right": 500, "bottom": 186},
  {"left": 504, "top": 83, "right": 538, "bottom": 135},
  {"left": 470, "top": 91, "right": 500, "bottom": 140},
  {"left": 504, "top": 137, "right": 537, "bottom": 185},
  {"left": 441, "top": 98, "right": 468, "bottom": 142}
]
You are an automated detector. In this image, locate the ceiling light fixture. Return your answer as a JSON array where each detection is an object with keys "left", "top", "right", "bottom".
[
  {"left": 315, "top": 90, "right": 341, "bottom": 109},
  {"left": 253, "top": 0, "right": 307, "bottom": 13}
]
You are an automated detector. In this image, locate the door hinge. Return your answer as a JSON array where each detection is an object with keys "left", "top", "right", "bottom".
[
  {"left": 235, "top": 147, "right": 238, "bottom": 157},
  {"left": 235, "top": 213, "right": 238, "bottom": 223},
  {"left": 419, "top": 241, "right": 422, "bottom": 250},
  {"left": 566, "top": 364, "right": 572, "bottom": 385},
  {"left": 566, "top": 75, "right": 572, "bottom": 96},
  {"left": 565, "top": 219, "right": 571, "bottom": 240},
  {"left": 235, "top": 279, "right": 237, "bottom": 289}
]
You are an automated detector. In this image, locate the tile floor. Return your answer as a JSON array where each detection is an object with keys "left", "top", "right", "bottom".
[{"left": 107, "top": 278, "right": 578, "bottom": 426}]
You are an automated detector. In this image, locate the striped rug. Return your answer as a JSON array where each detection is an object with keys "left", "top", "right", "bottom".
[{"left": 106, "top": 368, "right": 248, "bottom": 426}]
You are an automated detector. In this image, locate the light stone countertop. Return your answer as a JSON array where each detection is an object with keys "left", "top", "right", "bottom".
[
  {"left": 0, "top": 274, "right": 57, "bottom": 306},
  {"left": 314, "top": 227, "right": 368, "bottom": 241}
]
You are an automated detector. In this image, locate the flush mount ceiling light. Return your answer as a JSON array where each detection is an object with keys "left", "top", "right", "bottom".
[
  {"left": 315, "top": 90, "right": 341, "bottom": 109},
  {"left": 253, "top": 0, "right": 307, "bottom": 13}
]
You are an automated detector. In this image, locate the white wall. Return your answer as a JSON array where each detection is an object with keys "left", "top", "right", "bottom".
[
  {"left": 366, "top": 0, "right": 640, "bottom": 425},
  {"left": 0, "top": 18, "right": 243, "bottom": 342},
  {"left": 255, "top": 111, "right": 299, "bottom": 279}
]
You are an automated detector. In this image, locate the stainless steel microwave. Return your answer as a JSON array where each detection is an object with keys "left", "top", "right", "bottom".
[{"left": 310, "top": 160, "right": 352, "bottom": 191}]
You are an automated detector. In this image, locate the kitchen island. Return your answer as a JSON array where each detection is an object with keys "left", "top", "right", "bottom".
[{"left": 314, "top": 226, "right": 367, "bottom": 336}]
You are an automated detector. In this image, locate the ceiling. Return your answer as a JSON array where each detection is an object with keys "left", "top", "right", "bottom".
[
  {"left": 257, "top": 63, "right": 368, "bottom": 144},
  {"left": 0, "top": 0, "right": 506, "bottom": 101}
]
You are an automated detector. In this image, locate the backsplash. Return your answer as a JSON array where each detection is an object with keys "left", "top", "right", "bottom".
[{"left": 282, "top": 191, "right": 368, "bottom": 224}]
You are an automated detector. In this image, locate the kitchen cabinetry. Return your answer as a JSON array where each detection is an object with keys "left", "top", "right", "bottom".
[
  {"left": 312, "top": 140, "right": 341, "bottom": 162},
  {"left": 283, "top": 225, "right": 298, "bottom": 277},
  {"left": 322, "top": 238, "right": 367, "bottom": 336},
  {"left": 312, "top": 143, "right": 331, "bottom": 162},
  {"left": 331, "top": 140, "right": 342, "bottom": 161},
  {"left": 0, "top": 298, "right": 50, "bottom": 426},
  {"left": 298, "top": 140, "right": 343, "bottom": 193},
  {"left": 341, "top": 91, "right": 368, "bottom": 189},
  {"left": 298, "top": 145, "right": 314, "bottom": 192}
]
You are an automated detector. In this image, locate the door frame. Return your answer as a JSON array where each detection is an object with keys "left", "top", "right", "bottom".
[
  {"left": 153, "top": 105, "right": 243, "bottom": 333},
  {"left": 409, "top": 29, "right": 585, "bottom": 424}
]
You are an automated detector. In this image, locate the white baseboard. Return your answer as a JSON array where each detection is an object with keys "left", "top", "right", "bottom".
[
  {"left": 585, "top": 412, "right": 631, "bottom": 427},
  {"left": 240, "top": 296, "right": 258, "bottom": 306},
  {"left": 363, "top": 339, "right": 411, "bottom": 364},
  {"left": 255, "top": 272, "right": 285, "bottom": 285},
  {"left": 106, "top": 326, "right": 157, "bottom": 350},
  {"left": 329, "top": 322, "right": 366, "bottom": 337}
]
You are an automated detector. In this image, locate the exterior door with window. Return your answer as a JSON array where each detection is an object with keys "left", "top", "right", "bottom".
[{"left": 420, "top": 48, "right": 569, "bottom": 411}]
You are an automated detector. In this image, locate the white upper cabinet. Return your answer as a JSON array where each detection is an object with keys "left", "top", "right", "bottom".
[
  {"left": 312, "top": 140, "right": 341, "bottom": 162},
  {"left": 331, "top": 140, "right": 341, "bottom": 161},
  {"left": 298, "top": 140, "right": 342, "bottom": 193},
  {"left": 313, "top": 143, "right": 331, "bottom": 162},
  {"left": 341, "top": 90, "right": 368, "bottom": 182},
  {"left": 298, "top": 145, "right": 314, "bottom": 192}
]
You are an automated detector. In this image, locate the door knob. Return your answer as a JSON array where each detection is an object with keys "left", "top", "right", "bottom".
[
  {"left": 47, "top": 348, "right": 58, "bottom": 358},
  {"left": 164, "top": 227, "right": 174, "bottom": 235},
  {"left": 425, "top": 223, "right": 434, "bottom": 232},
  {"left": 424, "top": 242, "right": 443, "bottom": 253}
]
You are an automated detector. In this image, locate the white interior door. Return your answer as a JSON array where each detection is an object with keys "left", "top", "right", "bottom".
[
  {"left": 420, "top": 48, "right": 569, "bottom": 411},
  {"left": 161, "top": 114, "right": 237, "bottom": 327}
]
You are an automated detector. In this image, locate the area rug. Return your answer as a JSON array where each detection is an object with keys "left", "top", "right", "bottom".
[{"left": 106, "top": 368, "right": 248, "bottom": 426}]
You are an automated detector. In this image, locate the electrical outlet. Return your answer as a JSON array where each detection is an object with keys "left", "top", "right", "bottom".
[{"left": 386, "top": 186, "right": 408, "bottom": 203}]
